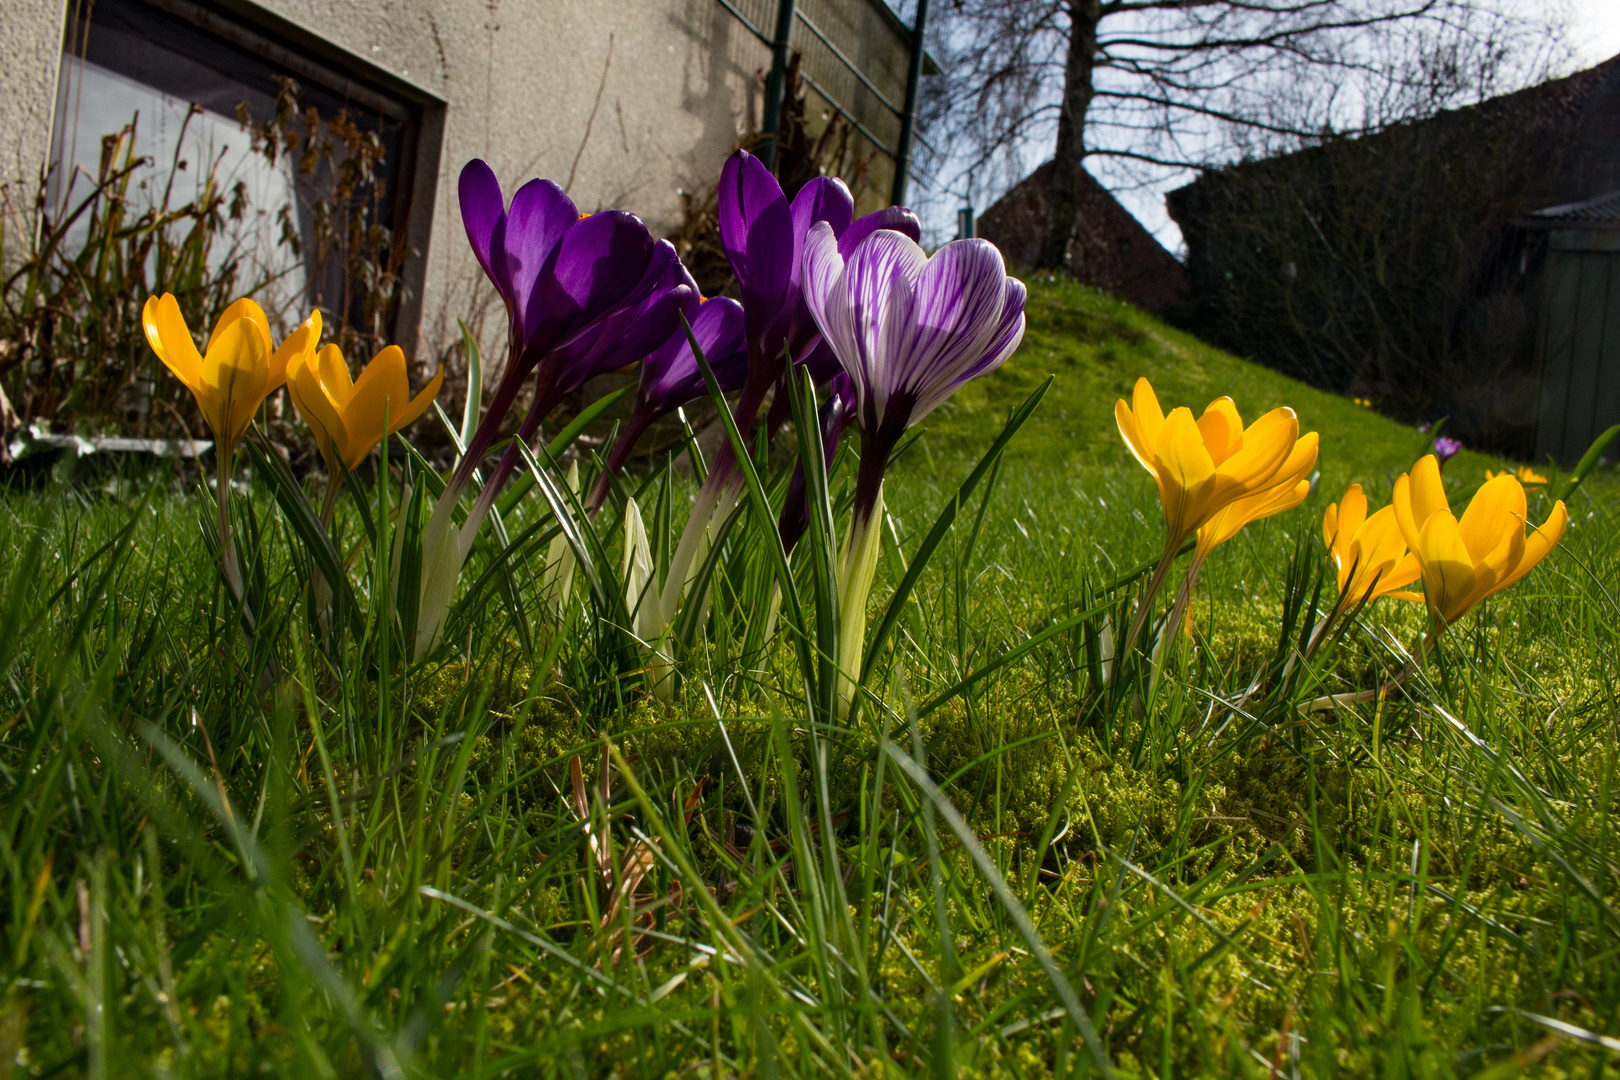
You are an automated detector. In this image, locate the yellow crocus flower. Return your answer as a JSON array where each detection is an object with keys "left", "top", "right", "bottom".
[
  {"left": 142, "top": 293, "right": 320, "bottom": 451},
  {"left": 1115, "top": 377, "right": 1304, "bottom": 549},
  {"left": 1484, "top": 465, "right": 1548, "bottom": 487},
  {"left": 286, "top": 342, "right": 443, "bottom": 480},
  {"left": 1393, "top": 454, "right": 1567, "bottom": 626},
  {"left": 1321, "top": 483, "right": 1421, "bottom": 612},
  {"left": 1195, "top": 429, "right": 1319, "bottom": 557}
]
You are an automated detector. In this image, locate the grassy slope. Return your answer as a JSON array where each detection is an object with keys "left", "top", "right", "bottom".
[
  {"left": 1, "top": 276, "right": 1616, "bottom": 1077},
  {"left": 923, "top": 274, "right": 1518, "bottom": 488}
]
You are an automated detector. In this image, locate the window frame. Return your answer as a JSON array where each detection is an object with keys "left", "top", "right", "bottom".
[{"left": 56, "top": 0, "right": 447, "bottom": 351}]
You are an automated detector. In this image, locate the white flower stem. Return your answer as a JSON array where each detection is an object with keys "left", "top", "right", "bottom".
[{"left": 836, "top": 485, "right": 885, "bottom": 716}]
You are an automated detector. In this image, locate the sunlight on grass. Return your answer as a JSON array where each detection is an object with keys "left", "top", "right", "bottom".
[{"left": 1, "top": 275, "right": 1616, "bottom": 1078}]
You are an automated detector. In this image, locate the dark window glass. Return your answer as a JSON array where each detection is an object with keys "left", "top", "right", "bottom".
[{"left": 51, "top": 0, "right": 420, "bottom": 337}]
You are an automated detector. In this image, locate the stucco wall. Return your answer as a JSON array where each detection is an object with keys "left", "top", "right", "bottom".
[
  {"left": 258, "top": 0, "right": 768, "bottom": 360},
  {"left": 2, "top": 0, "right": 768, "bottom": 359},
  {"left": 0, "top": 0, "right": 70, "bottom": 255}
]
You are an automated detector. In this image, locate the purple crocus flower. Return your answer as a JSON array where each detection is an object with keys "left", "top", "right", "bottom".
[
  {"left": 801, "top": 225, "right": 1025, "bottom": 711},
  {"left": 803, "top": 226, "right": 1026, "bottom": 529},
  {"left": 1434, "top": 435, "right": 1463, "bottom": 465},
  {"left": 717, "top": 149, "right": 923, "bottom": 428},
  {"left": 588, "top": 296, "right": 749, "bottom": 510},
  {"left": 454, "top": 160, "right": 694, "bottom": 504},
  {"left": 413, "top": 159, "right": 694, "bottom": 658},
  {"left": 657, "top": 154, "right": 921, "bottom": 626}
]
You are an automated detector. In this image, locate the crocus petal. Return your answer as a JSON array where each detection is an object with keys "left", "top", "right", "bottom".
[
  {"left": 911, "top": 274, "right": 1026, "bottom": 421},
  {"left": 396, "top": 367, "right": 445, "bottom": 433},
  {"left": 718, "top": 150, "right": 793, "bottom": 315},
  {"left": 459, "top": 159, "right": 513, "bottom": 300},
  {"left": 822, "top": 228, "right": 928, "bottom": 426},
  {"left": 314, "top": 343, "right": 355, "bottom": 407},
  {"left": 269, "top": 309, "right": 321, "bottom": 393},
  {"left": 878, "top": 237, "right": 1011, "bottom": 428},
  {"left": 1198, "top": 477, "right": 1309, "bottom": 555},
  {"left": 642, "top": 295, "right": 747, "bottom": 407},
  {"left": 202, "top": 317, "right": 272, "bottom": 445},
  {"left": 1457, "top": 474, "right": 1526, "bottom": 563},
  {"left": 346, "top": 345, "right": 410, "bottom": 448},
  {"left": 801, "top": 221, "right": 847, "bottom": 350},
  {"left": 1132, "top": 378, "right": 1166, "bottom": 450},
  {"left": 1156, "top": 407, "right": 1218, "bottom": 539},
  {"left": 1195, "top": 398, "right": 1243, "bottom": 465},
  {"left": 1334, "top": 485, "right": 1368, "bottom": 549},
  {"left": 1494, "top": 500, "right": 1568, "bottom": 594},
  {"left": 1213, "top": 407, "right": 1297, "bottom": 494},
  {"left": 287, "top": 353, "right": 347, "bottom": 475},
  {"left": 527, "top": 210, "right": 657, "bottom": 357},
  {"left": 1416, "top": 510, "right": 1477, "bottom": 623},
  {"left": 1405, "top": 456, "right": 1450, "bottom": 535},
  {"left": 507, "top": 178, "right": 584, "bottom": 340},
  {"left": 207, "top": 297, "right": 273, "bottom": 359},
  {"left": 840, "top": 206, "right": 922, "bottom": 256},
  {"left": 143, "top": 294, "right": 205, "bottom": 397},
  {"left": 789, "top": 176, "right": 855, "bottom": 284},
  {"left": 1116, "top": 399, "right": 1156, "bottom": 476}
]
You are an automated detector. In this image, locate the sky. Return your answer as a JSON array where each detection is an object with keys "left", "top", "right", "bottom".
[{"left": 937, "top": 0, "right": 1620, "bottom": 257}]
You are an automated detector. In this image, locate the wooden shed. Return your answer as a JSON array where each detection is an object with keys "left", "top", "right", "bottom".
[{"left": 1524, "top": 191, "right": 1620, "bottom": 464}]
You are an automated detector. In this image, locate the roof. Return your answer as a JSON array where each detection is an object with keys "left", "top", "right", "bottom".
[{"left": 1528, "top": 189, "right": 1620, "bottom": 223}]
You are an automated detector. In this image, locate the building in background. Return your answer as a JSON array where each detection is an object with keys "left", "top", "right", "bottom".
[
  {"left": 2, "top": 0, "right": 930, "bottom": 367},
  {"left": 974, "top": 161, "right": 1187, "bottom": 313},
  {"left": 1168, "top": 55, "right": 1620, "bottom": 461}
]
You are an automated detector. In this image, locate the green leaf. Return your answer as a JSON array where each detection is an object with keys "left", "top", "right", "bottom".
[
  {"left": 856, "top": 376, "right": 1052, "bottom": 723},
  {"left": 1557, "top": 423, "right": 1619, "bottom": 503}
]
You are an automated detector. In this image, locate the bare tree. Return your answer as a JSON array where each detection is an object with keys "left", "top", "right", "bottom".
[{"left": 920, "top": 0, "right": 1568, "bottom": 268}]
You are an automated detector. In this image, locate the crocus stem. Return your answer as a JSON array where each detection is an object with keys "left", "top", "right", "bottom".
[
  {"left": 658, "top": 473, "right": 734, "bottom": 627},
  {"left": 836, "top": 488, "right": 885, "bottom": 716},
  {"left": 1304, "top": 625, "right": 1441, "bottom": 712},
  {"left": 318, "top": 471, "right": 343, "bottom": 527},
  {"left": 588, "top": 408, "right": 656, "bottom": 514},
  {"left": 215, "top": 444, "right": 244, "bottom": 605},
  {"left": 1161, "top": 551, "right": 1208, "bottom": 652},
  {"left": 1114, "top": 541, "right": 1182, "bottom": 684}
]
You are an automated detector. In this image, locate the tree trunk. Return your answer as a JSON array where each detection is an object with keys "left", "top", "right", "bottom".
[{"left": 1038, "top": 0, "right": 1102, "bottom": 270}]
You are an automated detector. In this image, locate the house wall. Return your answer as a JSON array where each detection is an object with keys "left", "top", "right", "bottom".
[
  {"left": 1, "top": 0, "right": 773, "bottom": 361},
  {"left": 0, "top": 0, "right": 70, "bottom": 248}
]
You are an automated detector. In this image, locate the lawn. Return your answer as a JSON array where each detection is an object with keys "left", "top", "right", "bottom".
[{"left": 2, "top": 276, "right": 1616, "bottom": 1078}]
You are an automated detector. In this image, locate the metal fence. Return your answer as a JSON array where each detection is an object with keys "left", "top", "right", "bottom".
[{"left": 714, "top": 0, "right": 925, "bottom": 165}]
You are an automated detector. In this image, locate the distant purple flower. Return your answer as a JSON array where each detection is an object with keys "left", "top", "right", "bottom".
[
  {"left": 589, "top": 296, "right": 748, "bottom": 510},
  {"left": 802, "top": 225, "right": 1026, "bottom": 527},
  {"left": 1433, "top": 435, "right": 1463, "bottom": 465}
]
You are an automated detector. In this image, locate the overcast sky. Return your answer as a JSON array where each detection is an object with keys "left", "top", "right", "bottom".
[{"left": 1064, "top": 0, "right": 1620, "bottom": 256}]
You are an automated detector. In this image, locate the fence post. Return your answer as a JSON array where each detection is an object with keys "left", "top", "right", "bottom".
[
  {"left": 890, "top": 0, "right": 930, "bottom": 206},
  {"left": 760, "top": 0, "right": 798, "bottom": 173}
]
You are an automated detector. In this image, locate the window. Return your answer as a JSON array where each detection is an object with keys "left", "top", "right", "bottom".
[{"left": 50, "top": 0, "right": 439, "bottom": 344}]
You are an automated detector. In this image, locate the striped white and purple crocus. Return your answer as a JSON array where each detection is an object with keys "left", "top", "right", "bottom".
[
  {"left": 660, "top": 150, "right": 920, "bottom": 623},
  {"left": 801, "top": 225, "right": 1026, "bottom": 709},
  {"left": 587, "top": 296, "right": 748, "bottom": 512},
  {"left": 414, "top": 159, "right": 695, "bottom": 657}
]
